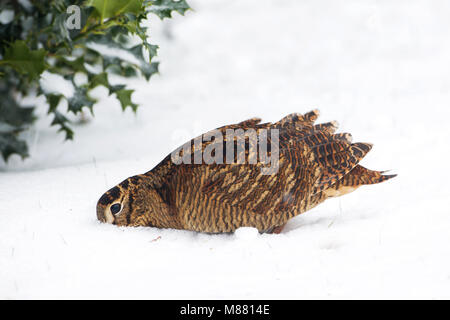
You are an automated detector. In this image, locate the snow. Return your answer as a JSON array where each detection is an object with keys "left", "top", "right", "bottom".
[
  {"left": 1, "top": 0, "right": 450, "bottom": 299},
  {"left": 234, "top": 227, "right": 259, "bottom": 241}
]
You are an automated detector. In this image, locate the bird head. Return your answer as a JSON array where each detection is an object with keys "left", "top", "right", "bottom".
[{"left": 96, "top": 175, "right": 157, "bottom": 227}]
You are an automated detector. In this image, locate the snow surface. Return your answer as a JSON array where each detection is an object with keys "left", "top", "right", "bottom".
[{"left": 1, "top": 0, "right": 450, "bottom": 299}]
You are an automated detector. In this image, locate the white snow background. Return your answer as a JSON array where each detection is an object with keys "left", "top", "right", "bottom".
[{"left": 1, "top": 0, "right": 450, "bottom": 299}]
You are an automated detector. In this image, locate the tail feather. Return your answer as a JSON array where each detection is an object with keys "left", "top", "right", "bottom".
[
  {"left": 324, "top": 165, "right": 396, "bottom": 197},
  {"left": 337, "top": 165, "right": 396, "bottom": 187},
  {"left": 311, "top": 142, "right": 373, "bottom": 193}
]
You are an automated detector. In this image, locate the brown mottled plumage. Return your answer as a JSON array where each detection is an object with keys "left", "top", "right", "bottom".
[{"left": 96, "top": 110, "right": 395, "bottom": 233}]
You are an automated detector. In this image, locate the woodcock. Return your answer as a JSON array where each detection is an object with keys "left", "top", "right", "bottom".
[{"left": 96, "top": 110, "right": 395, "bottom": 233}]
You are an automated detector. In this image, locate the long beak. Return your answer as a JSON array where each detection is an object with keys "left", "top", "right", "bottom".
[{"left": 96, "top": 203, "right": 115, "bottom": 224}]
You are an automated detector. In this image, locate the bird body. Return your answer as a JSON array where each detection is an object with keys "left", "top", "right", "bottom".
[{"left": 97, "top": 110, "right": 395, "bottom": 233}]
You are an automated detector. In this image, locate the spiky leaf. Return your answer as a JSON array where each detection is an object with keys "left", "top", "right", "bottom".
[
  {"left": 116, "top": 89, "right": 138, "bottom": 111},
  {"left": 147, "top": 0, "right": 190, "bottom": 19},
  {"left": 68, "top": 87, "right": 96, "bottom": 114},
  {"left": 51, "top": 111, "right": 74, "bottom": 140},
  {"left": 88, "top": 0, "right": 144, "bottom": 21},
  {"left": 0, "top": 40, "right": 46, "bottom": 80},
  {"left": 0, "top": 133, "right": 28, "bottom": 161}
]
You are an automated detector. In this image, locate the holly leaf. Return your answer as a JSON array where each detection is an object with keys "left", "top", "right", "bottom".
[
  {"left": 0, "top": 132, "right": 29, "bottom": 161},
  {"left": 0, "top": 91, "right": 35, "bottom": 128},
  {"left": 89, "top": 72, "right": 109, "bottom": 88},
  {"left": 50, "top": 56, "right": 87, "bottom": 77},
  {"left": 146, "top": 0, "right": 190, "bottom": 19},
  {"left": 0, "top": 40, "right": 47, "bottom": 80},
  {"left": 130, "top": 44, "right": 145, "bottom": 60},
  {"left": 88, "top": 0, "right": 144, "bottom": 21},
  {"left": 144, "top": 43, "right": 159, "bottom": 61},
  {"left": 108, "top": 84, "right": 126, "bottom": 95},
  {"left": 46, "top": 94, "right": 64, "bottom": 113},
  {"left": 88, "top": 26, "right": 131, "bottom": 50},
  {"left": 52, "top": 13, "right": 71, "bottom": 43},
  {"left": 62, "top": 56, "right": 87, "bottom": 73},
  {"left": 0, "top": 72, "right": 34, "bottom": 162},
  {"left": 50, "top": 111, "right": 74, "bottom": 140},
  {"left": 68, "top": 87, "right": 96, "bottom": 113},
  {"left": 147, "top": 0, "right": 190, "bottom": 19},
  {"left": 141, "top": 61, "right": 159, "bottom": 80},
  {"left": 123, "top": 65, "right": 138, "bottom": 77},
  {"left": 115, "top": 89, "right": 138, "bottom": 111},
  {"left": 133, "top": 25, "right": 159, "bottom": 61},
  {"left": 130, "top": 44, "right": 159, "bottom": 80},
  {"left": 102, "top": 55, "right": 122, "bottom": 70}
]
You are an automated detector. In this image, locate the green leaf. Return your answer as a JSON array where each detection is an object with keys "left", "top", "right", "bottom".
[
  {"left": 101, "top": 54, "right": 123, "bottom": 70},
  {"left": 0, "top": 105, "right": 34, "bottom": 129},
  {"left": 50, "top": 111, "right": 74, "bottom": 140},
  {"left": 50, "top": 56, "right": 87, "bottom": 77},
  {"left": 144, "top": 43, "right": 159, "bottom": 62},
  {"left": 115, "top": 89, "right": 137, "bottom": 111},
  {"left": 0, "top": 132, "right": 29, "bottom": 161},
  {"left": 89, "top": 72, "right": 109, "bottom": 88},
  {"left": 108, "top": 84, "right": 126, "bottom": 95},
  {"left": 0, "top": 94, "right": 34, "bottom": 129},
  {"left": 147, "top": 0, "right": 190, "bottom": 19},
  {"left": 0, "top": 71, "right": 34, "bottom": 161},
  {"left": 0, "top": 40, "right": 47, "bottom": 80},
  {"left": 130, "top": 44, "right": 145, "bottom": 60},
  {"left": 62, "top": 56, "right": 87, "bottom": 73},
  {"left": 129, "top": 45, "right": 159, "bottom": 80},
  {"left": 123, "top": 65, "right": 138, "bottom": 78},
  {"left": 68, "top": 87, "right": 96, "bottom": 114},
  {"left": 46, "top": 94, "right": 64, "bottom": 113},
  {"left": 141, "top": 61, "right": 159, "bottom": 80},
  {"left": 133, "top": 25, "right": 159, "bottom": 61},
  {"left": 88, "top": 0, "right": 144, "bottom": 21},
  {"left": 53, "top": 13, "right": 71, "bottom": 43},
  {"left": 45, "top": 94, "right": 74, "bottom": 141}
]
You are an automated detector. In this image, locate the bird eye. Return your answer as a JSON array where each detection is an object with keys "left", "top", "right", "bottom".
[{"left": 110, "top": 203, "right": 122, "bottom": 215}]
